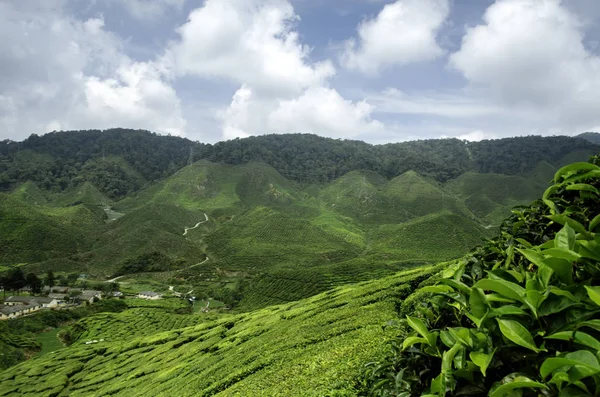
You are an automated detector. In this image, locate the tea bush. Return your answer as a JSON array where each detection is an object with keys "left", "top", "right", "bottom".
[{"left": 363, "top": 157, "right": 600, "bottom": 397}]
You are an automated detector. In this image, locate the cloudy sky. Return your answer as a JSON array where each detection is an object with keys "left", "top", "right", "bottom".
[{"left": 1, "top": 0, "right": 600, "bottom": 144}]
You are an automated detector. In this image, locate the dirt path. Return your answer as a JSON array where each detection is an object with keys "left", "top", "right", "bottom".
[
  {"left": 183, "top": 213, "right": 209, "bottom": 236},
  {"left": 188, "top": 256, "right": 209, "bottom": 269},
  {"left": 106, "top": 275, "right": 125, "bottom": 283}
]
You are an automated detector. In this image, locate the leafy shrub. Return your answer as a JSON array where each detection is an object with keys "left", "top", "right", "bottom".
[{"left": 362, "top": 159, "right": 600, "bottom": 396}]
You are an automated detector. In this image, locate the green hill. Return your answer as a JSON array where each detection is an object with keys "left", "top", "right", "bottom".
[
  {"left": 370, "top": 211, "right": 489, "bottom": 261},
  {"left": 118, "top": 161, "right": 299, "bottom": 215},
  {"left": 9, "top": 182, "right": 49, "bottom": 206},
  {"left": 73, "top": 204, "right": 208, "bottom": 277},
  {"left": 52, "top": 182, "right": 112, "bottom": 207},
  {"left": 0, "top": 193, "right": 88, "bottom": 265},
  {"left": 385, "top": 171, "right": 473, "bottom": 219},
  {"left": 319, "top": 171, "right": 404, "bottom": 224},
  {"left": 578, "top": 131, "right": 600, "bottom": 144},
  {"left": 0, "top": 265, "right": 440, "bottom": 397},
  {"left": 445, "top": 171, "right": 547, "bottom": 225}
]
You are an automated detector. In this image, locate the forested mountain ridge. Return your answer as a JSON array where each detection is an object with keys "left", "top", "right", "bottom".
[
  {"left": 578, "top": 131, "right": 600, "bottom": 144},
  {"left": 1, "top": 129, "right": 597, "bottom": 198}
]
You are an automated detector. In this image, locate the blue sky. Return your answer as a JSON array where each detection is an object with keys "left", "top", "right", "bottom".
[{"left": 1, "top": 0, "right": 600, "bottom": 144}]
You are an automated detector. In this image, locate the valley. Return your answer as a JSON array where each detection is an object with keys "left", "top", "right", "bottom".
[{"left": 0, "top": 130, "right": 599, "bottom": 396}]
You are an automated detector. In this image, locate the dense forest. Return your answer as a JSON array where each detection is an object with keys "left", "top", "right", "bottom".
[{"left": 0, "top": 129, "right": 597, "bottom": 198}]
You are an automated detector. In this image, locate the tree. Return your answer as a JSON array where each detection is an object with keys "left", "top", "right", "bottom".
[
  {"left": 45, "top": 270, "right": 55, "bottom": 289},
  {"left": 66, "top": 273, "right": 78, "bottom": 286},
  {"left": 5, "top": 268, "right": 26, "bottom": 293},
  {"left": 25, "top": 273, "right": 42, "bottom": 294}
]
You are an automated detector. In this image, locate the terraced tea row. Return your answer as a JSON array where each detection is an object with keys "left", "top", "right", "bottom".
[{"left": 0, "top": 265, "right": 440, "bottom": 397}]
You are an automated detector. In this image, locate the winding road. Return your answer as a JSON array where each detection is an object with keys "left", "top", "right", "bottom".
[{"left": 183, "top": 213, "right": 209, "bottom": 236}]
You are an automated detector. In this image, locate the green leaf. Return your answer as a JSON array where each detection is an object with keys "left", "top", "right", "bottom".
[
  {"left": 470, "top": 351, "right": 494, "bottom": 376},
  {"left": 419, "top": 285, "right": 454, "bottom": 295},
  {"left": 555, "top": 224, "right": 576, "bottom": 250},
  {"left": 489, "top": 375, "right": 546, "bottom": 397},
  {"left": 554, "top": 162, "right": 600, "bottom": 183},
  {"left": 442, "top": 343, "right": 462, "bottom": 373},
  {"left": 590, "top": 215, "right": 600, "bottom": 232},
  {"left": 448, "top": 328, "right": 474, "bottom": 348},
  {"left": 580, "top": 320, "right": 600, "bottom": 332},
  {"left": 548, "top": 286, "right": 579, "bottom": 301},
  {"left": 504, "top": 243, "right": 515, "bottom": 268},
  {"left": 518, "top": 248, "right": 546, "bottom": 269},
  {"left": 515, "top": 238, "right": 532, "bottom": 248},
  {"left": 538, "top": 294, "right": 580, "bottom": 317},
  {"left": 546, "top": 331, "right": 600, "bottom": 351},
  {"left": 566, "top": 183, "right": 600, "bottom": 195},
  {"left": 547, "top": 215, "right": 588, "bottom": 235},
  {"left": 579, "top": 241, "right": 600, "bottom": 261},
  {"left": 406, "top": 316, "right": 435, "bottom": 347},
  {"left": 540, "top": 350, "right": 600, "bottom": 379},
  {"left": 584, "top": 286, "right": 600, "bottom": 307},
  {"left": 486, "top": 294, "right": 517, "bottom": 303},
  {"left": 440, "top": 330, "right": 456, "bottom": 348},
  {"left": 543, "top": 248, "right": 581, "bottom": 262},
  {"left": 473, "top": 279, "right": 526, "bottom": 304},
  {"left": 469, "top": 288, "right": 488, "bottom": 319},
  {"left": 439, "top": 278, "right": 471, "bottom": 295},
  {"left": 402, "top": 336, "right": 427, "bottom": 350},
  {"left": 497, "top": 319, "right": 542, "bottom": 352},
  {"left": 489, "top": 305, "right": 528, "bottom": 318},
  {"left": 543, "top": 257, "right": 573, "bottom": 285}
]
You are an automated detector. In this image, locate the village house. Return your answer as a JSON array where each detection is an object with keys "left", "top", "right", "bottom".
[
  {"left": 79, "top": 290, "right": 102, "bottom": 304},
  {"left": 138, "top": 291, "right": 163, "bottom": 300},
  {"left": 0, "top": 302, "right": 41, "bottom": 320},
  {"left": 4, "top": 296, "right": 61, "bottom": 308}
]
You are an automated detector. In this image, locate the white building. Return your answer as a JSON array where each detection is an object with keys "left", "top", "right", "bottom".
[{"left": 138, "top": 291, "right": 163, "bottom": 300}]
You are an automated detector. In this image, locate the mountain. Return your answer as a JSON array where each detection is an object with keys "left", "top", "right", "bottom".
[
  {"left": 578, "top": 131, "right": 600, "bottom": 144},
  {"left": 0, "top": 140, "right": 598, "bottom": 393},
  {"left": 2, "top": 129, "right": 598, "bottom": 198},
  {"left": 0, "top": 131, "right": 598, "bottom": 310}
]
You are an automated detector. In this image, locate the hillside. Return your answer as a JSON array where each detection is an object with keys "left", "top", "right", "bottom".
[
  {"left": 0, "top": 193, "right": 90, "bottom": 265},
  {"left": 2, "top": 130, "right": 597, "bottom": 198},
  {"left": 0, "top": 265, "right": 440, "bottom": 397},
  {"left": 578, "top": 131, "right": 600, "bottom": 144},
  {"left": 1, "top": 132, "right": 597, "bottom": 313}
]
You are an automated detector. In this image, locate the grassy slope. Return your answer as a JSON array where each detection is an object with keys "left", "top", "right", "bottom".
[
  {"left": 51, "top": 182, "right": 112, "bottom": 207},
  {"left": 445, "top": 170, "right": 548, "bottom": 225},
  {"left": 0, "top": 193, "right": 88, "bottom": 265},
  {"left": 0, "top": 265, "right": 439, "bottom": 397},
  {"left": 9, "top": 181, "right": 49, "bottom": 206},
  {"left": 370, "top": 211, "right": 489, "bottom": 261}
]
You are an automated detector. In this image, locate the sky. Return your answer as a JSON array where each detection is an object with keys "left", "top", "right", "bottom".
[{"left": 1, "top": 0, "right": 600, "bottom": 144}]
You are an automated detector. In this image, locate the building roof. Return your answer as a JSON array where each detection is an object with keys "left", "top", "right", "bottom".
[
  {"left": 33, "top": 297, "right": 55, "bottom": 304},
  {"left": 48, "top": 293, "right": 67, "bottom": 300},
  {"left": 80, "top": 290, "right": 102, "bottom": 298},
  {"left": 139, "top": 291, "right": 161, "bottom": 297},
  {"left": 0, "top": 304, "right": 34, "bottom": 315},
  {"left": 5, "top": 296, "right": 37, "bottom": 303}
]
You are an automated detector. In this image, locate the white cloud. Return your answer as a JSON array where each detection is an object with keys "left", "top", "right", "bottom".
[
  {"left": 268, "top": 86, "right": 383, "bottom": 138},
  {"left": 449, "top": 0, "right": 600, "bottom": 132},
  {"left": 0, "top": 2, "right": 186, "bottom": 139},
  {"left": 341, "top": 0, "right": 450, "bottom": 74},
  {"left": 168, "top": 0, "right": 388, "bottom": 141},
  {"left": 77, "top": 61, "right": 186, "bottom": 136},
  {"left": 219, "top": 85, "right": 382, "bottom": 140},
  {"left": 168, "top": 0, "right": 335, "bottom": 96}
]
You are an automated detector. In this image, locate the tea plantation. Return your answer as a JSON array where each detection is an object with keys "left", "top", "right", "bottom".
[{"left": 0, "top": 265, "right": 440, "bottom": 396}]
